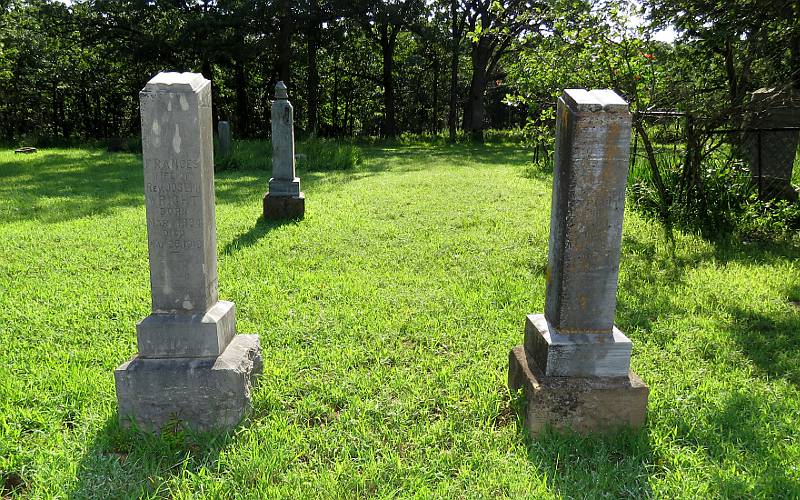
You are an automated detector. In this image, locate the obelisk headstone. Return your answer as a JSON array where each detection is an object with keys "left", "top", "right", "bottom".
[
  {"left": 218, "top": 120, "right": 231, "bottom": 158},
  {"left": 508, "top": 89, "right": 648, "bottom": 435},
  {"left": 263, "top": 81, "right": 305, "bottom": 219},
  {"left": 114, "top": 72, "right": 262, "bottom": 432}
]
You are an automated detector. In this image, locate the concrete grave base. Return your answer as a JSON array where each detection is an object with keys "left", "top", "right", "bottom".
[
  {"left": 524, "top": 314, "right": 632, "bottom": 377},
  {"left": 263, "top": 192, "right": 305, "bottom": 220},
  {"left": 115, "top": 334, "right": 262, "bottom": 433},
  {"left": 508, "top": 345, "right": 648, "bottom": 435}
]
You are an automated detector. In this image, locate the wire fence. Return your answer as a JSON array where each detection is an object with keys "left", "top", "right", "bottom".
[{"left": 631, "top": 112, "right": 800, "bottom": 203}]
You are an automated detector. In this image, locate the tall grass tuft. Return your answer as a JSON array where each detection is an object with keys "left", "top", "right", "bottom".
[
  {"left": 296, "top": 137, "right": 362, "bottom": 171},
  {"left": 213, "top": 138, "right": 362, "bottom": 172}
]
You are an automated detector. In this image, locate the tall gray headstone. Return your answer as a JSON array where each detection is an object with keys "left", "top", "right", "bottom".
[
  {"left": 218, "top": 120, "right": 231, "bottom": 158},
  {"left": 115, "top": 72, "right": 262, "bottom": 433},
  {"left": 508, "top": 89, "right": 648, "bottom": 435},
  {"left": 263, "top": 81, "right": 305, "bottom": 219},
  {"left": 747, "top": 88, "right": 799, "bottom": 201}
]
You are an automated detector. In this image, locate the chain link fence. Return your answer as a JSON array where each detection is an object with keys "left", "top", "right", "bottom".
[
  {"left": 740, "top": 126, "right": 800, "bottom": 201},
  {"left": 631, "top": 113, "right": 800, "bottom": 203}
]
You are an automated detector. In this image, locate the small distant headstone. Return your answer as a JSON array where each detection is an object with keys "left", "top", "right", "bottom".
[
  {"left": 263, "top": 81, "right": 305, "bottom": 220},
  {"left": 747, "top": 88, "right": 799, "bottom": 201},
  {"left": 508, "top": 89, "right": 648, "bottom": 435},
  {"left": 14, "top": 147, "right": 37, "bottom": 154},
  {"left": 218, "top": 120, "right": 231, "bottom": 157},
  {"left": 114, "top": 71, "right": 262, "bottom": 433}
]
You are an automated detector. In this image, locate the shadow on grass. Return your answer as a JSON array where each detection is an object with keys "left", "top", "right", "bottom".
[
  {"left": 0, "top": 152, "right": 143, "bottom": 224},
  {"left": 585, "top": 231, "right": 800, "bottom": 495},
  {"left": 1, "top": 143, "right": 534, "bottom": 226},
  {"left": 726, "top": 305, "right": 800, "bottom": 386},
  {"left": 510, "top": 394, "right": 654, "bottom": 497},
  {"left": 616, "top": 231, "right": 800, "bottom": 337},
  {"left": 668, "top": 389, "right": 800, "bottom": 495},
  {"left": 69, "top": 414, "right": 234, "bottom": 498},
  {"left": 222, "top": 216, "right": 298, "bottom": 255}
]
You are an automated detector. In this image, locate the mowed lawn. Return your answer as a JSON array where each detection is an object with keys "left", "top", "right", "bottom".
[{"left": 1, "top": 142, "right": 799, "bottom": 498}]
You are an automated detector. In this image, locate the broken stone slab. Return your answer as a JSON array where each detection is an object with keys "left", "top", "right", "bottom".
[{"left": 115, "top": 334, "right": 262, "bottom": 433}]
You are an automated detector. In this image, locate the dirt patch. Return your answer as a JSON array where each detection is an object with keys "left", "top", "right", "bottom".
[{"left": 2, "top": 471, "right": 26, "bottom": 497}]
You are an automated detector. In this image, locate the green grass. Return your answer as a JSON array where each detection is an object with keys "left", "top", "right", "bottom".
[{"left": 1, "top": 142, "right": 799, "bottom": 498}]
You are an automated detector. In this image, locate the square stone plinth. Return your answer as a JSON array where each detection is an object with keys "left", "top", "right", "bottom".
[
  {"left": 525, "top": 314, "right": 631, "bottom": 377},
  {"left": 263, "top": 192, "right": 305, "bottom": 220},
  {"left": 115, "top": 334, "right": 262, "bottom": 433},
  {"left": 268, "top": 177, "right": 301, "bottom": 197},
  {"left": 136, "top": 301, "right": 236, "bottom": 358},
  {"left": 508, "top": 345, "right": 648, "bottom": 435}
]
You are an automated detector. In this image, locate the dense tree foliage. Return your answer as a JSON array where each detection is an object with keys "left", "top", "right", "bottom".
[
  {"left": 0, "top": 0, "right": 797, "bottom": 144},
  {"left": 0, "top": 0, "right": 529, "bottom": 142}
]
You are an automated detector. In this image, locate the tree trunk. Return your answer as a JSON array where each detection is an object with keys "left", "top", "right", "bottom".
[
  {"left": 791, "top": 33, "right": 800, "bottom": 91},
  {"left": 463, "top": 39, "right": 491, "bottom": 141},
  {"left": 381, "top": 30, "right": 397, "bottom": 138},
  {"left": 448, "top": 0, "right": 460, "bottom": 142},
  {"left": 306, "top": 0, "right": 321, "bottom": 134},
  {"left": 201, "top": 59, "right": 218, "bottom": 129},
  {"left": 432, "top": 55, "right": 440, "bottom": 133},
  {"left": 276, "top": 0, "right": 292, "bottom": 86},
  {"left": 332, "top": 60, "right": 340, "bottom": 135},
  {"left": 234, "top": 58, "right": 249, "bottom": 136},
  {"left": 344, "top": 90, "right": 352, "bottom": 136},
  {"left": 634, "top": 118, "right": 672, "bottom": 234}
]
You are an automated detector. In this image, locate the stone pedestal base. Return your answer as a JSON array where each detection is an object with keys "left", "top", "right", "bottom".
[
  {"left": 263, "top": 192, "right": 305, "bottom": 220},
  {"left": 508, "top": 345, "right": 648, "bottom": 435},
  {"left": 136, "top": 301, "right": 236, "bottom": 358},
  {"left": 525, "top": 314, "right": 631, "bottom": 377},
  {"left": 114, "top": 334, "right": 262, "bottom": 432}
]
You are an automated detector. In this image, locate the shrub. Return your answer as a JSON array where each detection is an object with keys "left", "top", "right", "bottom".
[
  {"left": 296, "top": 137, "right": 362, "bottom": 171},
  {"left": 214, "top": 137, "right": 362, "bottom": 172}
]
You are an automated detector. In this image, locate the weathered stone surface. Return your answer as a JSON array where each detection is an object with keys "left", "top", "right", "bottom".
[
  {"left": 524, "top": 314, "right": 631, "bottom": 377},
  {"left": 507, "top": 89, "right": 647, "bottom": 435},
  {"left": 263, "top": 192, "right": 305, "bottom": 220},
  {"left": 271, "top": 81, "right": 297, "bottom": 182},
  {"left": 114, "top": 72, "right": 261, "bottom": 433},
  {"left": 508, "top": 346, "right": 648, "bottom": 435},
  {"left": 263, "top": 81, "right": 304, "bottom": 220},
  {"left": 140, "top": 71, "right": 217, "bottom": 315},
  {"left": 268, "top": 177, "right": 301, "bottom": 197},
  {"left": 218, "top": 120, "right": 231, "bottom": 157},
  {"left": 115, "top": 334, "right": 262, "bottom": 432},
  {"left": 136, "top": 301, "right": 236, "bottom": 358},
  {"left": 545, "top": 89, "right": 632, "bottom": 335}
]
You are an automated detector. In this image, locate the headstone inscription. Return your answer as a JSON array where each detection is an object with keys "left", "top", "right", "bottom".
[
  {"left": 508, "top": 89, "right": 648, "bottom": 435},
  {"left": 263, "top": 81, "right": 305, "bottom": 220},
  {"left": 114, "top": 72, "right": 262, "bottom": 432}
]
